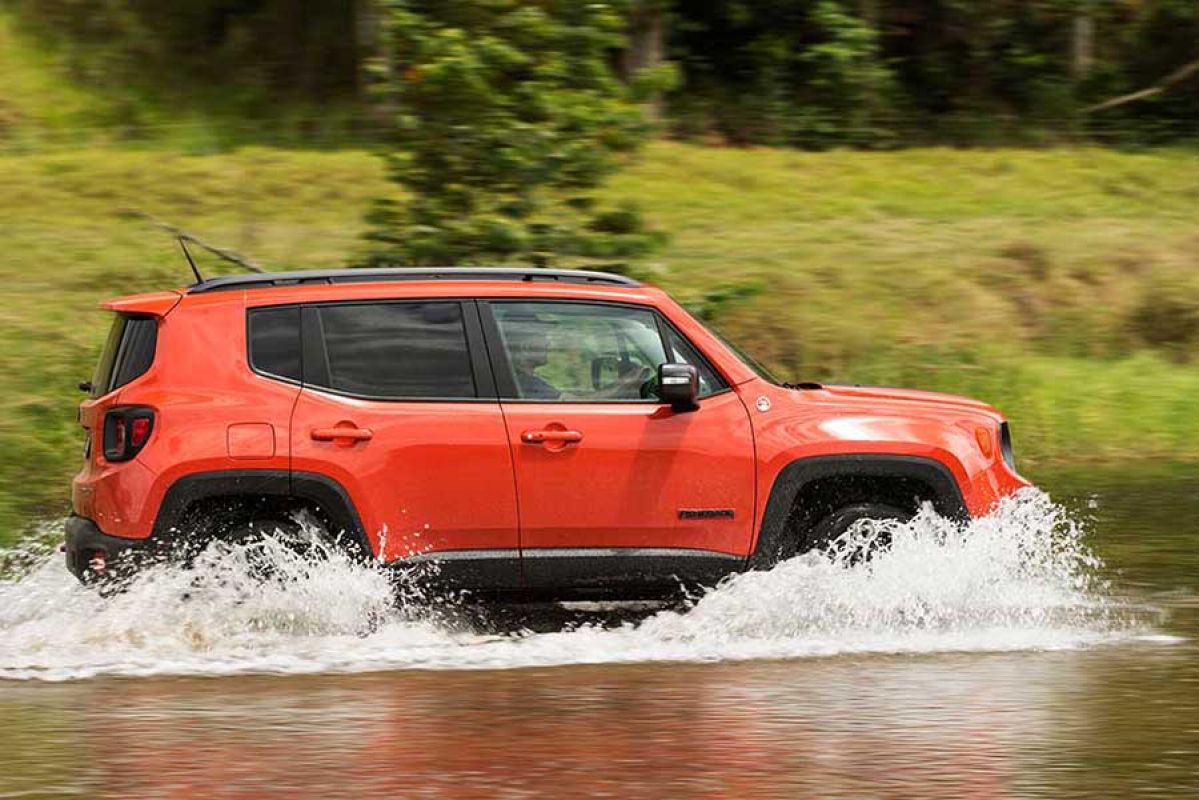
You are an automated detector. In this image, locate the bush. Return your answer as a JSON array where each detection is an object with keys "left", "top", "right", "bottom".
[{"left": 1128, "top": 275, "right": 1199, "bottom": 362}]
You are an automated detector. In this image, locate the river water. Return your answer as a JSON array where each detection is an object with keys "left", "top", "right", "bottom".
[{"left": 0, "top": 466, "right": 1195, "bottom": 798}]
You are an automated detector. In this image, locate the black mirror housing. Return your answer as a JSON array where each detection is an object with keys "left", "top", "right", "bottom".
[{"left": 657, "top": 363, "right": 699, "bottom": 412}]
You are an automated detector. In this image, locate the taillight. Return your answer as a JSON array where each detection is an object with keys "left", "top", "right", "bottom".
[
  {"left": 130, "top": 416, "right": 152, "bottom": 447},
  {"left": 103, "top": 407, "right": 155, "bottom": 462}
]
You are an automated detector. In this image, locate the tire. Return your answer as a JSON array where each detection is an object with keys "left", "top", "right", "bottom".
[
  {"left": 215, "top": 515, "right": 321, "bottom": 581},
  {"left": 806, "top": 502, "right": 912, "bottom": 562}
]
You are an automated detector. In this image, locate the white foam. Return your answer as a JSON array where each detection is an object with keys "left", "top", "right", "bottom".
[{"left": 0, "top": 490, "right": 1150, "bottom": 682}]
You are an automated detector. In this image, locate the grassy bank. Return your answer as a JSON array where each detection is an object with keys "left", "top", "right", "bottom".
[{"left": 2, "top": 142, "right": 1198, "bottom": 541}]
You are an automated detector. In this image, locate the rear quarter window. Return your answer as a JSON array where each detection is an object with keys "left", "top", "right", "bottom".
[
  {"left": 248, "top": 307, "right": 302, "bottom": 382},
  {"left": 91, "top": 315, "right": 158, "bottom": 397}
]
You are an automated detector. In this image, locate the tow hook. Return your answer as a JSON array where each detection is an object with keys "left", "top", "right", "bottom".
[{"left": 87, "top": 550, "right": 108, "bottom": 575}]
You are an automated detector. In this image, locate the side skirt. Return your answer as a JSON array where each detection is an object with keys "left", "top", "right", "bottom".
[{"left": 392, "top": 547, "right": 745, "bottom": 593}]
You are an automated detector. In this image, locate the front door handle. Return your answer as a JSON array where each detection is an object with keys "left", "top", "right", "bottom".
[
  {"left": 312, "top": 426, "right": 373, "bottom": 442},
  {"left": 521, "top": 429, "right": 583, "bottom": 445}
]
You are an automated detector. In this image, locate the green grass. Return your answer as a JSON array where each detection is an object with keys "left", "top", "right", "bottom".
[{"left": 2, "top": 141, "right": 1198, "bottom": 542}]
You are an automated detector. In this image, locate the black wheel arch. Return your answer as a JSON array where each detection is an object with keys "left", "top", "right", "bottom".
[
  {"left": 747, "top": 454, "right": 969, "bottom": 570},
  {"left": 150, "top": 469, "right": 372, "bottom": 561}
]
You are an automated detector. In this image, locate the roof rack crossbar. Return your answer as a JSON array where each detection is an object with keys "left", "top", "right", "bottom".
[{"left": 187, "top": 267, "right": 639, "bottom": 294}]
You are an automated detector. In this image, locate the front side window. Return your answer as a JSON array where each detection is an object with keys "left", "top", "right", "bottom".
[
  {"left": 492, "top": 302, "right": 668, "bottom": 401},
  {"left": 663, "top": 325, "right": 726, "bottom": 397},
  {"left": 315, "top": 302, "right": 475, "bottom": 399}
]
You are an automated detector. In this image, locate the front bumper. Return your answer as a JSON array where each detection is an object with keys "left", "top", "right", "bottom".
[{"left": 63, "top": 515, "right": 152, "bottom": 583}]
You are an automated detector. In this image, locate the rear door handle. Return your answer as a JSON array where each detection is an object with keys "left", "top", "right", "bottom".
[
  {"left": 521, "top": 429, "right": 583, "bottom": 445},
  {"left": 312, "top": 427, "right": 373, "bottom": 442}
]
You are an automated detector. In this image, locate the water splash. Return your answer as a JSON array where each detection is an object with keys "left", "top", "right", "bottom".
[{"left": 0, "top": 490, "right": 1146, "bottom": 682}]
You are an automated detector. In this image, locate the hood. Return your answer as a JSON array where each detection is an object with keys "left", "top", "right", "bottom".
[{"left": 817, "top": 384, "right": 1004, "bottom": 421}]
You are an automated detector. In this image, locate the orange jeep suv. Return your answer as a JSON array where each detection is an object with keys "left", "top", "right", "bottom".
[{"left": 67, "top": 268, "right": 1029, "bottom": 594}]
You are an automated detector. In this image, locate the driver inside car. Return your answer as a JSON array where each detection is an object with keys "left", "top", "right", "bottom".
[
  {"left": 504, "top": 314, "right": 655, "bottom": 401},
  {"left": 506, "top": 316, "right": 562, "bottom": 400}
]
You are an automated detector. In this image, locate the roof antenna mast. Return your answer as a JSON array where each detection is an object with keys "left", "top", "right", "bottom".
[
  {"left": 178, "top": 237, "right": 204, "bottom": 284},
  {"left": 122, "top": 209, "right": 266, "bottom": 283}
]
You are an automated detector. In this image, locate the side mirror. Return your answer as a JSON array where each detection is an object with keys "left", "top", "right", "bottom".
[{"left": 657, "top": 363, "right": 699, "bottom": 412}]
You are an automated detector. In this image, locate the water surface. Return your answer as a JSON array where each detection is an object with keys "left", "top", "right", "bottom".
[{"left": 1, "top": 466, "right": 1195, "bottom": 798}]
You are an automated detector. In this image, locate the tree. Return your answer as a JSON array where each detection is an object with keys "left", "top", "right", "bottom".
[
  {"left": 665, "top": 0, "right": 897, "bottom": 147},
  {"left": 622, "top": 0, "right": 670, "bottom": 119},
  {"left": 361, "top": 0, "right": 663, "bottom": 269}
]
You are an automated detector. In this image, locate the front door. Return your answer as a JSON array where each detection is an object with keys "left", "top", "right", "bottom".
[
  {"left": 482, "top": 300, "right": 756, "bottom": 588},
  {"left": 289, "top": 300, "right": 520, "bottom": 587}
]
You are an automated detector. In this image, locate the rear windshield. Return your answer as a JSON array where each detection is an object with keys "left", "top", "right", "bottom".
[{"left": 92, "top": 315, "right": 158, "bottom": 397}]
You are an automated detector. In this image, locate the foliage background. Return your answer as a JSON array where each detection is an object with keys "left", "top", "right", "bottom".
[{"left": 0, "top": 1, "right": 1196, "bottom": 540}]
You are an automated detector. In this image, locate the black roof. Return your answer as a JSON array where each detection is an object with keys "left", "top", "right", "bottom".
[{"left": 187, "top": 267, "right": 640, "bottom": 294}]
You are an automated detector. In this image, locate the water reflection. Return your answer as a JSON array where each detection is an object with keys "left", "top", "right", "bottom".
[{"left": 0, "top": 639, "right": 1190, "bottom": 800}]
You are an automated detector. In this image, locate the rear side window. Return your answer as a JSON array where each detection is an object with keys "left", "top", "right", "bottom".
[
  {"left": 91, "top": 315, "right": 157, "bottom": 397},
  {"left": 315, "top": 302, "right": 475, "bottom": 399},
  {"left": 248, "top": 307, "right": 302, "bottom": 382}
]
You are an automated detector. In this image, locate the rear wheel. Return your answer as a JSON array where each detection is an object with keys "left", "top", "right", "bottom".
[
  {"left": 178, "top": 502, "right": 325, "bottom": 580},
  {"left": 221, "top": 515, "right": 327, "bottom": 580},
  {"left": 806, "top": 502, "right": 912, "bottom": 562}
]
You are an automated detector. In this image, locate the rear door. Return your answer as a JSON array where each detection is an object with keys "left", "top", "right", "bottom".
[
  {"left": 288, "top": 299, "right": 520, "bottom": 587},
  {"left": 481, "top": 300, "right": 756, "bottom": 588}
]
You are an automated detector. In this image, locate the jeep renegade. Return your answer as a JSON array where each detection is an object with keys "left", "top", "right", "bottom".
[{"left": 66, "top": 267, "right": 1028, "bottom": 595}]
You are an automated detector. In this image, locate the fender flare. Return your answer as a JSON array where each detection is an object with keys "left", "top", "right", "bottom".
[
  {"left": 151, "top": 469, "right": 372, "bottom": 560},
  {"left": 747, "top": 454, "right": 969, "bottom": 570}
]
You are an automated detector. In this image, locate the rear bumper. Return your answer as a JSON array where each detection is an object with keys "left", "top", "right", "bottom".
[{"left": 63, "top": 515, "right": 151, "bottom": 582}]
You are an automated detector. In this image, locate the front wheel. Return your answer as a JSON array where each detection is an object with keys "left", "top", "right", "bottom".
[{"left": 807, "top": 502, "right": 912, "bottom": 562}]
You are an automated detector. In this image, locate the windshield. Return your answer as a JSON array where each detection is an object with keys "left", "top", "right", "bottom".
[{"left": 705, "top": 321, "right": 783, "bottom": 385}]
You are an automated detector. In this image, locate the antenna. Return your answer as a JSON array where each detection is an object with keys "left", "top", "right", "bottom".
[
  {"left": 178, "top": 237, "right": 203, "bottom": 284},
  {"left": 122, "top": 209, "right": 267, "bottom": 281}
]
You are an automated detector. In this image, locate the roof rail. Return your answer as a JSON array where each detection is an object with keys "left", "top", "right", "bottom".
[{"left": 187, "top": 267, "right": 640, "bottom": 294}]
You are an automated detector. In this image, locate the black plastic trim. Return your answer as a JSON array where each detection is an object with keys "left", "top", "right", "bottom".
[
  {"left": 393, "top": 549, "right": 523, "bottom": 590},
  {"left": 392, "top": 547, "right": 743, "bottom": 592},
  {"left": 747, "top": 454, "right": 969, "bottom": 570},
  {"left": 189, "top": 267, "right": 639, "bottom": 294},
  {"left": 63, "top": 515, "right": 151, "bottom": 580},
  {"left": 464, "top": 300, "right": 499, "bottom": 399},
  {"left": 521, "top": 547, "right": 743, "bottom": 589},
  {"left": 290, "top": 472, "right": 373, "bottom": 561},
  {"left": 300, "top": 305, "right": 331, "bottom": 387},
  {"left": 101, "top": 406, "right": 155, "bottom": 463},
  {"left": 150, "top": 469, "right": 373, "bottom": 561}
]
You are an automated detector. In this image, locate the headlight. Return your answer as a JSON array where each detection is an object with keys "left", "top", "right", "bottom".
[{"left": 999, "top": 422, "right": 1016, "bottom": 471}]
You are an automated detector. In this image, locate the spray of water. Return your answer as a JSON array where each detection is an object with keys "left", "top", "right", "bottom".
[{"left": 0, "top": 490, "right": 1147, "bottom": 682}]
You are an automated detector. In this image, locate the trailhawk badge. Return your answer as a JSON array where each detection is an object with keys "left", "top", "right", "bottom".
[{"left": 756, "top": 396, "right": 771, "bottom": 412}]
